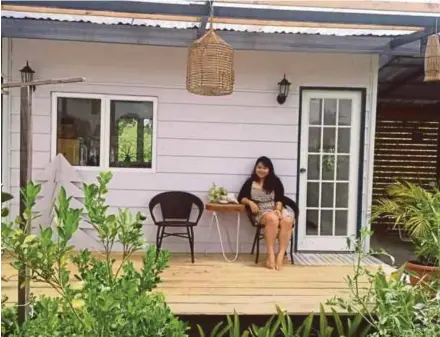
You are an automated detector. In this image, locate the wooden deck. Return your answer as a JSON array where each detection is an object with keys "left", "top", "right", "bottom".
[{"left": 2, "top": 253, "right": 391, "bottom": 316}]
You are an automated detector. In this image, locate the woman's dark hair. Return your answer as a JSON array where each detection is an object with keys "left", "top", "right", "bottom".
[{"left": 251, "top": 156, "right": 278, "bottom": 193}]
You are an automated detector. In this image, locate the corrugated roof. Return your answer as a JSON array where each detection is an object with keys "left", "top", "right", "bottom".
[
  {"left": 1, "top": 10, "right": 417, "bottom": 36},
  {"left": 1, "top": 10, "right": 199, "bottom": 29}
]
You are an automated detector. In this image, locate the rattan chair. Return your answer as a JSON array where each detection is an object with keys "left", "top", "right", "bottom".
[
  {"left": 149, "top": 191, "right": 204, "bottom": 263},
  {"left": 248, "top": 196, "right": 298, "bottom": 264}
]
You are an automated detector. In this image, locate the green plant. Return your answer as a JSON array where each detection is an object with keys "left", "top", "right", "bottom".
[
  {"left": 197, "top": 305, "right": 367, "bottom": 337},
  {"left": 2, "top": 191, "right": 14, "bottom": 204},
  {"left": 1, "top": 303, "right": 18, "bottom": 337},
  {"left": 371, "top": 181, "right": 440, "bottom": 266},
  {"left": 327, "top": 229, "right": 440, "bottom": 337},
  {"left": 208, "top": 183, "right": 228, "bottom": 203},
  {"left": 1, "top": 172, "right": 187, "bottom": 337}
]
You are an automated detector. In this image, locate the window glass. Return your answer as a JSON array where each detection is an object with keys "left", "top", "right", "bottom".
[
  {"left": 56, "top": 97, "right": 101, "bottom": 166},
  {"left": 109, "top": 100, "right": 154, "bottom": 168}
]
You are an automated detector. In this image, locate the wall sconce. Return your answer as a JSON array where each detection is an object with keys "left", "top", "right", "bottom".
[
  {"left": 19, "top": 61, "right": 36, "bottom": 91},
  {"left": 277, "top": 74, "right": 291, "bottom": 105}
]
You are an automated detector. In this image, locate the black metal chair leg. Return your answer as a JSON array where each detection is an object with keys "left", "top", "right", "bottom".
[
  {"left": 290, "top": 232, "right": 295, "bottom": 265},
  {"left": 187, "top": 226, "right": 195, "bottom": 263},
  {"left": 156, "top": 226, "right": 164, "bottom": 259},
  {"left": 251, "top": 229, "right": 259, "bottom": 255},
  {"left": 255, "top": 226, "right": 262, "bottom": 264}
]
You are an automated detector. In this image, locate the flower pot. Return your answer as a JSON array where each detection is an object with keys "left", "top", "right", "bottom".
[{"left": 405, "top": 260, "right": 440, "bottom": 286}]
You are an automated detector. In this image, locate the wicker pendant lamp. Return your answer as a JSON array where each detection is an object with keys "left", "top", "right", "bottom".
[
  {"left": 424, "top": 30, "right": 440, "bottom": 82},
  {"left": 186, "top": 2, "right": 234, "bottom": 96}
]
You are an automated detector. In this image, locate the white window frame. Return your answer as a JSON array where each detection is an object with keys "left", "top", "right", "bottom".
[{"left": 51, "top": 92, "right": 158, "bottom": 173}]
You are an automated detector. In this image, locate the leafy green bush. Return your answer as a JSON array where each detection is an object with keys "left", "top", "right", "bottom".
[
  {"left": 372, "top": 181, "right": 440, "bottom": 266},
  {"left": 1, "top": 172, "right": 187, "bottom": 337},
  {"left": 1, "top": 304, "right": 18, "bottom": 337},
  {"left": 327, "top": 229, "right": 440, "bottom": 337}
]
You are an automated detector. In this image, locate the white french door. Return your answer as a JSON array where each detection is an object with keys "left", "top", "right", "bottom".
[{"left": 297, "top": 90, "right": 362, "bottom": 251}]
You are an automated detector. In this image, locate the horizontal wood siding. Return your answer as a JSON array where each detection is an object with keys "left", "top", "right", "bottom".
[{"left": 5, "top": 38, "right": 376, "bottom": 252}]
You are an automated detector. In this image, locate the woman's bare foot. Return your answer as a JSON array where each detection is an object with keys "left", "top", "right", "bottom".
[
  {"left": 266, "top": 254, "right": 276, "bottom": 269},
  {"left": 275, "top": 253, "right": 285, "bottom": 270}
]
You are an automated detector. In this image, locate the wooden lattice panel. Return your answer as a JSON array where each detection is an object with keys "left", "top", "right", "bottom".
[{"left": 372, "top": 114, "right": 440, "bottom": 232}]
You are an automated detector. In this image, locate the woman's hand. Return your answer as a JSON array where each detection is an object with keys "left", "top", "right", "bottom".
[
  {"left": 274, "top": 202, "right": 283, "bottom": 219},
  {"left": 248, "top": 201, "right": 260, "bottom": 214}
]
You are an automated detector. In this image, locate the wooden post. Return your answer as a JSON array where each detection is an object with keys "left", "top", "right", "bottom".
[
  {"left": 18, "top": 85, "right": 33, "bottom": 324},
  {"left": 1, "top": 75, "right": 85, "bottom": 325}
]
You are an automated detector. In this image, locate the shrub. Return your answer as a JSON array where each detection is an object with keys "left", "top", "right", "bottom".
[{"left": 1, "top": 172, "right": 187, "bottom": 337}]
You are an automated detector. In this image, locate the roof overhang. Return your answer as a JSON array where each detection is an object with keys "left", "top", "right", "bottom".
[
  {"left": 2, "top": 1, "right": 439, "bottom": 27},
  {"left": 1, "top": 18, "right": 423, "bottom": 55},
  {"left": 2, "top": 1, "right": 438, "bottom": 55}
]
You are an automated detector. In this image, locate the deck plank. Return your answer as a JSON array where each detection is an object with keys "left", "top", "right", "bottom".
[{"left": 2, "top": 253, "right": 387, "bottom": 315}]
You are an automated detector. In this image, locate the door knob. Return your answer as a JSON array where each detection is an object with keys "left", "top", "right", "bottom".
[{"left": 300, "top": 168, "right": 307, "bottom": 173}]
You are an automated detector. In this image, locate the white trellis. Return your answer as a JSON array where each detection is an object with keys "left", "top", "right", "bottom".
[{"left": 34, "top": 154, "right": 85, "bottom": 227}]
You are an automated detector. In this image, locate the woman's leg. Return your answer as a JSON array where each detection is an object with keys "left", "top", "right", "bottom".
[
  {"left": 261, "top": 212, "right": 279, "bottom": 269},
  {"left": 276, "top": 215, "right": 294, "bottom": 270}
]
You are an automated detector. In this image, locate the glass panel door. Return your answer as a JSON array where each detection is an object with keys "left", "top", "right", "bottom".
[{"left": 298, "top": 91, "right": 361, "bottom": 251}]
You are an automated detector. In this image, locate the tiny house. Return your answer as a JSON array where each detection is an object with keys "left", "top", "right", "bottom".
[{"left": 1, "top": 1, "right": 436, "bottom": 256}]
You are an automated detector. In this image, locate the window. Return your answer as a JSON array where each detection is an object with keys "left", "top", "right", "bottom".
[
  {"left": 53, "top": 93, "right": 156, "bottom": 170},
  {"left": 109, "top": 100, "right": 154, "bottom": 168},
  {"left": 56, "top": 97, "right": 101, "bottom": 166}
]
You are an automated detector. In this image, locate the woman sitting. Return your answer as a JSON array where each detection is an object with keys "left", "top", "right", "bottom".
[{"left": 238, "top": 156, "right": 295, "bottom": 270}]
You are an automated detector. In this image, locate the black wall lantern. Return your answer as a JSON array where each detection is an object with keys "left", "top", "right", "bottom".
[
  {"left": 277, "top": 74, "right": 291, "bottom": 105},
  {"left": 19, "top": 61, "right": 35, "bottom": 91}
]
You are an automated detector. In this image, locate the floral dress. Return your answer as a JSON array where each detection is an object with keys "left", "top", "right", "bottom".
[{"left": 250, "top": 185, "right": 294, "bottom": 225}]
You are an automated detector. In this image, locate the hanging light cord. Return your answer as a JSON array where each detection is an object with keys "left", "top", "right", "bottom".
[{"left": 209, "top": 0, "right": 215, "bottom": 30}]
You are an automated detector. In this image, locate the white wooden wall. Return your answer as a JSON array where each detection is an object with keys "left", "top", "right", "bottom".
[{"left": 2, "top": 37, "right": 378, "bottom": 252}]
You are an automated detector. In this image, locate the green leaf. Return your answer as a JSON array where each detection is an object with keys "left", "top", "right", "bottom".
[
  {"left": 348, "top": 314, "right": 363, "bottom": 336},
  {"left": 1, "top": 207, "right": 10, "bottom": 217},
  {"left": 1, "top": 191, "right": 14, "bottom": 203},
  {"left": 319, "top": 304, "right": 328, "bottom": 335},
  {"left": 197, "top": 324, "right": 206, "bottom": 337},
  {"left": 331, "top": 308, "right": 344, "bottom": 336},
  {"left": 41, "top": 227, "right": 53, "bottom": 241},
  {"left": 299, "top": 313, "right": 313, "bottom": 337},
  {"left": 22, "top": 234, "right": 37, "bottom": 247}
]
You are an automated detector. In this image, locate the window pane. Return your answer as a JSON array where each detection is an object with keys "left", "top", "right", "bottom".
[
  {"left": 309, "top": 98, "right": 322, "bottom": 125},
  {"left": 338, "top": 99, "right": 352, "bottom": 126},
  {"left": 337, "top": 155, "right": 349, "bottom": 180},
  {"left": 336, "top": 183, "right": 349, "bottom": 208},
  {"left": 56, "top": 97, "right": 101, "bottom": 166},
  {"left": 109, "top": 100, "right": 154, "bottom": 168},
  {"left": 307, "top": 182, "right": 319, "bottom": 207},
  {"left": 308, "top": 155, "right": 320, "bottom": 180},
  {"left": 306, "top": 210, "right": 318, "bottom": 235},
  {"left": 335, "top": 211, "right": 348, "bottom": 236},
  {"left": 338, "top": 128, "right": 351, "bottom": 153},
  {"left": 322, "top": 154, "right": 335, "bottom": 180},
  {"left": 323, "top": 99, "right": 337, "bottom": 125},
  {"left": 323, "top": 127, "right": 336, "bottom": 152},
  {"left": 321, "top": 182, "right": 334, "bottom": 208},
  {"left": 308, "top": 127, "right": 321, "bottom": 152},
  {"left": 320, "top": 210, "right": 333, "bottom": 235}
]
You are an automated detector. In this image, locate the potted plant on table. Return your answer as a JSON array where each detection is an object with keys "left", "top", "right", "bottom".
[
  {"left": 372, "top": 181, "right": 440, "bottom": 285},
  {"left": 208, "top": 183, "right": 229, "bottom": 203}
]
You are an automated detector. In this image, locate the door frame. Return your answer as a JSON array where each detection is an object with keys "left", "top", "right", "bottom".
[{"left": 294, "top": 87, "right": 367, "bottom": 252}]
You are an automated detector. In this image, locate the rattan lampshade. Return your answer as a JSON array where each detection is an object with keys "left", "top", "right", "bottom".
[
  {"left": 424, "top": 34, "right": 440, "bottom": 82},
  {"left": 186, "top": 28, "right": 234, "bottom": 96}
]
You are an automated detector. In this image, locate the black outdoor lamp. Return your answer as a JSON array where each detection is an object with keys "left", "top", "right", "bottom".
[
  {"left": 277, "top": 74, "right": 291, "bottom": 105},
  {"left": 19, "top": 61, "right": 35, "bottom": 91}
]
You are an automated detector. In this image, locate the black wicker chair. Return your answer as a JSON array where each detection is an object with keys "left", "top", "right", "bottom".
[
  {"left": 149, "top": 191, "right": 204, "bottom": 263},
  {"left": 248, "top": 196, "right": 299, "bottom": 264}
]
